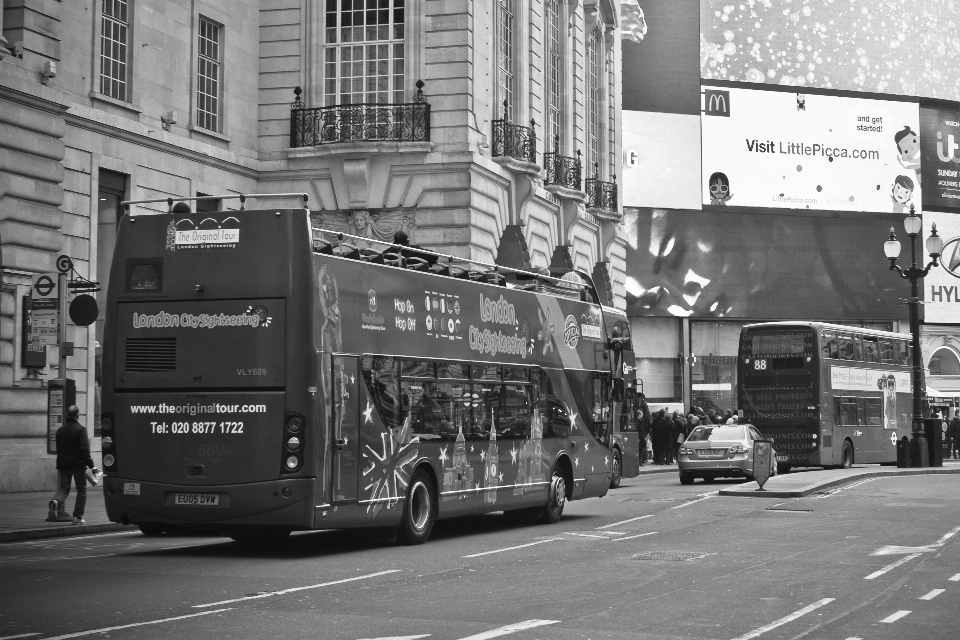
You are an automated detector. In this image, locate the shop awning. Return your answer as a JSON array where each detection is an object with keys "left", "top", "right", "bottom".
[{"left": 927, "top": 386, "right": 950, "bottom": 398}]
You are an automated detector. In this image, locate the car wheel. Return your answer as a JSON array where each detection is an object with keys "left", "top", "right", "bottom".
[
  {"left": 398, "top": 468, "right": 435, "bottom": 545},
  {"left": 679, "top": 473, "right": 694, "bottom": 485},
  {"left": 138, "top": 523, "right": 165, "bottom": 536},
  {"left": 540, "top": 471, "right": 566, "bottom": 524},
  {"left": 744, "top": 474, "right": 755, "bottom": 483},
  {"left": 841, "top": 441, "right": 854, "bottom": 469},
  {"left": 777, "top": 464, "right": 792, "bottom": 475},
  {"left": 610, "top": 450, "right": 622, "bottom": 489}
]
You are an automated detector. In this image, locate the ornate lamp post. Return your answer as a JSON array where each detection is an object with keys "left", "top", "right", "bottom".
[{"left": 883, "top": 204, "right": 943, "bottom": 466}]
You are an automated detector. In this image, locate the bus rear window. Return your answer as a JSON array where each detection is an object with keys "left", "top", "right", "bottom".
[{"left": 126, "top": 259, "right": 162, "bottom": 292}]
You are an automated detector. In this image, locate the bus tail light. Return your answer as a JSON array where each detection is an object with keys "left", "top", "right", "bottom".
[
  {"left": 281, "top": 412, "right": 305, "bottom": 473},
  {"left": 101, "top": 413, "right": 116, "bottom": 471}
]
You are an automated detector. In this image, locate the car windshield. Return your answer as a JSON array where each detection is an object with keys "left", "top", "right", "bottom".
[{"left": 686, "top": 425, "right": 745, "bottom": 442}]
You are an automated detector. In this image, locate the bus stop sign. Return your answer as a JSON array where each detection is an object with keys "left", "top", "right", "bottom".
[{"left": 753, "top": 440, "right": 774, "bottom": 490}]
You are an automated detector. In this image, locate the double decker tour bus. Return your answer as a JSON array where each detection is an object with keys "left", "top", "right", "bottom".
[
  {"left": 101, "top": 195, "right": 633, "bottom": 543},
  {"left": 738, "top": 322, "right": 913, "bottom": 473}
]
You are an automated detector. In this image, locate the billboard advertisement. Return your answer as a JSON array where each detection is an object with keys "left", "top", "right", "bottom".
[
  {"left": 622, "top": 0, "right": 701, "bottom": 115},
  {"left": 921, "top": 107, "right": 960, "bottom": 210},
  {"left": 622, "top": 111, "right": 701, "bottom": 210},
  {"left": 621, "top": 207, "right": 906, "bottom": 320},
  {"left": 701, "top": 86, "right": 921, "bottom": 213},
  {"left": 700, "top": 0, "right": 960, "bottom": 102},
  {"left": 924, "top": 210, "right": 960, "bottom": 324}
]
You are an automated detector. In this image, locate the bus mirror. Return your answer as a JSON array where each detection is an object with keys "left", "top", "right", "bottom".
[{"left": 611, "top": 379, "right": 625, "bottom": 402}]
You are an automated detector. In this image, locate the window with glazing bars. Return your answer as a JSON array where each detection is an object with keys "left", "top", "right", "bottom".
[
  {"left": 197, "top": 17, "right": 221, "bottom": 132},
  {"left": 607, "top": 45, "right": 616, "bottom": 180},
  {"left": 100, "top": 0, "right": 129, "bottom": 101},
  {"left": 497, "top": 0, "right": 516, "bottom": 120},
  {"left": 545, "top": 0, "right": 562, "bottom": 144},
  {"left": 324, "top": 0, "right": 405, "bottom": 105},
  {"left": 587, "top": 30, "right": 601, "bottom": 174}
]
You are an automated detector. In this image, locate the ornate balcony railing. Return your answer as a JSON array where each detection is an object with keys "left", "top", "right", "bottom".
[
  {"left": 544, "top": 136, "right": 582, "bottom": 191},
  {"left": 492, "top": 101, "right": 537, "bottom": 164},
  {"left": 289, "top": 81, "right": 430, "bottom": 148},
  {"left": 586, "top": 173, "right": 618, "bottom": 212}
]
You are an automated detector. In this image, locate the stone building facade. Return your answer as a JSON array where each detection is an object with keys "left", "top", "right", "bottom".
[{"left": 0, "top": 0, "right": 624, "bottom": 491}]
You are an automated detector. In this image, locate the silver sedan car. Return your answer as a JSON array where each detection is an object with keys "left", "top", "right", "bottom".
[{"left": 677, "top": 423, "right": 776, "bottom": 485}]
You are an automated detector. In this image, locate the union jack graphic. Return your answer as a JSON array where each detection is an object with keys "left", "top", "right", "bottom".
[{"left": 362, "top": 414, "right": 419, "bottom": 517}]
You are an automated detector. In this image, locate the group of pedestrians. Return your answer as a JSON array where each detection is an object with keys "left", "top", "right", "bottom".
[
  {"left": 944, "top": 412, "right": 960, "bottom": 459},
  {"left": 633, "top": 399, "right": 737, "bottom": 466}
]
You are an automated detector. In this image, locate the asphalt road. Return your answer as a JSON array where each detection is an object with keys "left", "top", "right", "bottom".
[{"left": 2, "top": 471, "right": 958, "bottom": 640}]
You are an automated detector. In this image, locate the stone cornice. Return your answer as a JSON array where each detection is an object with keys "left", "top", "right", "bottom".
[{"left": 64, "top": 111, "right": 260, "bottom": 181}]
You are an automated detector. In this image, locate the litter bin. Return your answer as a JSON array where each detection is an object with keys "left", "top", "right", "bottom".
[
  {"left": 924, "top": 418, "right": 943, "bottom": 467},
  {"left": 896, "top": 436, "right": 911, "bottom": 468}
]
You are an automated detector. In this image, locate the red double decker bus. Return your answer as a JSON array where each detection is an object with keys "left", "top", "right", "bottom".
[{"left": 101, "top": 196, "right": 634, "bottom": 543}]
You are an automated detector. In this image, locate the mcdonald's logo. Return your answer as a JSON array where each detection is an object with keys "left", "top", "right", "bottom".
[{"left": 704, "top": 89, "right": 730, "bottom": 117}]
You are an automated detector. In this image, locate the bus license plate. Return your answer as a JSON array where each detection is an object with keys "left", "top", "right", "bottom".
[{"left": 174, "top": 493, "right": 219, "bottom": 506}]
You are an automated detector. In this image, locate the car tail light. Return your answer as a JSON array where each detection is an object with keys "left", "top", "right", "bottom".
[
  {"left": 101, "top": 416, "right": 113, "bottom": 431},
  {"left": 282, "top": 412, "right": 306, "bottom": 473},
  {"left": 101, "top": 436, "right": 113, "bottom": 448},
  {"left": 103, "top": 454, "right": 116, "bottom": 467},
  {"left": 286, "top": 436, "right": 300, "bottom": 451},
  {"left": 285, "top": 455, "right": 299, "bottom": 470}
]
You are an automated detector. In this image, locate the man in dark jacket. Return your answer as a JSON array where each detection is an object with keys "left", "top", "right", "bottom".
[
  {"left": 637, "top": 393, "right": 651, "bottom": 465},
  {"left": 949, "top": 414, "right": 960, "bottom": 459},
  {"left": 47, "top": 405, "right": 98, "bottom": 524}
]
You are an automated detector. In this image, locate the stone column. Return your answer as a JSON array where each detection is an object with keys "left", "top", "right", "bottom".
[{"left": 0, "top": 2, "right": 11, "bottom": 59}]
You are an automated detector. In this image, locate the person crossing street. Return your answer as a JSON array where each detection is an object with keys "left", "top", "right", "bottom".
[{"left": 47, "top": 406, "right": 99, "bottom": 525}]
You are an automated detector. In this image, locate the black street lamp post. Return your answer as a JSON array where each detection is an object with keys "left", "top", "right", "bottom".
[{"left": 883, "top": 204, "right": 943, "bottom": 466}]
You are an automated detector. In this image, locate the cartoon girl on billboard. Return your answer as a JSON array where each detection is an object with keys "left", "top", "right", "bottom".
[
  {"left": 891, "top": 175, "right": 915, "bottom": 214},
  {"left": 708, "top": 172, "right": 733, "bottom": 206},
  {"left": 894, "top": 126, "right": 921, "bottom": 178}
]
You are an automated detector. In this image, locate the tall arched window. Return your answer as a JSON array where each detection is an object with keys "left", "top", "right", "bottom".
[
  {"left": 929, "top": 347, "right": 960, "bottom": 376},
  {"left": 324, "top": 0, "right": 406, "bottom": 106},
  {"left": 545, "top": 0, "right": 563, "bottom": 146},
  {"left": 606, "top": 41, "right": 616, "bottom": 180},
  {"left": 497, "top": 0, "right": 517, "bottom": 119},
  {"left": 586, "top": 29, "right": 602, "bottom": 174}
]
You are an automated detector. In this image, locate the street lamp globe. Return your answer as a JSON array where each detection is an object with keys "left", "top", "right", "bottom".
[
  {"left": 903, "top": 212, "right": 922, "bottom": 236},
  {"left": 926, "top": 223, "right": 943, "bottom": 258},
  {"left": 884, "top": 228, "right": 901, "bottom": 260}
]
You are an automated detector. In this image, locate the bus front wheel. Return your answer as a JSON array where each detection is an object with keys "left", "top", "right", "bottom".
[
  {"left": 399, "top": 468, "right": 435, "bottom": 545},
  {"left": 841, "top": 441, "right": 854, "bottom": 469},
  {"left": 610, "top": 450, "right": 622, "bottom": 489},
  {"left": 541, "top": 472, "right": 566, "bottom": 524}
]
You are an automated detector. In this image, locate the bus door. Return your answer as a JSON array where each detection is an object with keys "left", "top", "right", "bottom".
[{"left": 332, "top": 356, "right": 361, "bottom": 502}]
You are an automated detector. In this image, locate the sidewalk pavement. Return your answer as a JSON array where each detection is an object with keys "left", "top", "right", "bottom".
[{"left": 2, "top": 460, "right": 956, "bottom": 543}]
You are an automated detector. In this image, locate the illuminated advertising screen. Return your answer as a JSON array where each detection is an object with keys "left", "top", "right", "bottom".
[
  {"left": 924, "top": 210, "right": 960, "bottom": 324},
  {"left": 622, "top": 111, "right": 702, "bottom": 210},
  {"left": 621, "top": 207, "right": 906, "bottom": 320},
  {"left": 700, "top": 0, "right": 960, "bottom": 102},
  {"left": 921, "top": 107, "right": 960, "bottom": 210},
  {"left": 701, "top": 85, "right": 921, "bottom": 213}
]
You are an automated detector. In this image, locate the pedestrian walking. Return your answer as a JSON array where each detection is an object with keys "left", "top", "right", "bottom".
[
  {"left": 636, "top": 393, "right": 651, "bottom": 465},
  {"left": 47, "top": 405, "right": 99, "bottom": 525},
  {"left": 651, "top": 409, "right": 668, "bottom": 464},
  {"left": 949, "top": 413, "right": 960, "bottom": 459},
  {"left": 671, "top": 411, "right": 688, "bottom": 463}
]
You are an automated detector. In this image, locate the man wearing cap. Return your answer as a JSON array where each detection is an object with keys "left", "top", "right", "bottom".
[{"left": 47, "top": 405, "right": 99, "bottom": 525}]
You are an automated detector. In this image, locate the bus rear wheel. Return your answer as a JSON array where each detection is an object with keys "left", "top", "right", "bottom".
[
  {"left": 540, "top": 472, "right": 566, "bottom": 524},
  {"left": 610, "top": 450, "right": 622, "bottom": 489},
  {"left": 138, "top": 523, "right": 165, "bottom": 536},
  {"left": 841, "top": 441, "right": 854, "bottom": 469},
  {"left": 398, "top": 468, "right": 435, "bottom": 545}
]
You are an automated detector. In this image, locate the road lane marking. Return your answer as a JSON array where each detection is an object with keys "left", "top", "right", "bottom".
[
  {"left": 729, "top": 598, "right": 835, "bottom": 640},
  {"left": 919, "top": 589, "right": 945, "bottom": 600},
  {"left": 934, "top": 525, "right": 960, "bottom": 546},
  {"left": 564, "top": 532, "right": 606, "bottom": 538},
  {"left": 872, "top": 545, "right": 935, "bottom": 555},
  {"left": 192, "top": 570, "right": 400, "bottom": 608},
  {"left": 610, "top": 532, "right": 657, "bottom": 542},
  {"left": 596, "top": 515, "right": 652, "bottom": 529},
  {"left": 950, "top": 573, "right": 960, "bottom": 581},
  {"left": 0, "top": 633, "right": 41, "bottom": 639},
  {"left": 864, "top": 553, "right": 921, "bottom": 580},
  {"left": 671, "top": 492, "right": 718, "bottom": 509},
  {"left": 38, "top": 609, "right": 231, "bottom": 639},
  {"left": 463, "top": 539, "right": 561, "bottom": 558},
  {"left": 880, "top": 610, "right": 911, "bottom": 623},
  {"left": 0, "top": 554, "right": 117, "bottom": 563},
  {"left": 358, "top": 636, "right": 431, "bottom": 640},
  {"left": 454, "top": 619, "right": 560, "bottom": 640}
]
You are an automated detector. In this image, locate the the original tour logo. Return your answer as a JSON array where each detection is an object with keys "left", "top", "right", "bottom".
[
  {"left": 165, "top": 216, "right": 240, "bottom": 251},
  {"left": 563, "top": 315, "right": 580, "bottom": 348},
  {"left": 133, "top": 306, "right": 270, "bottom": 329}
]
